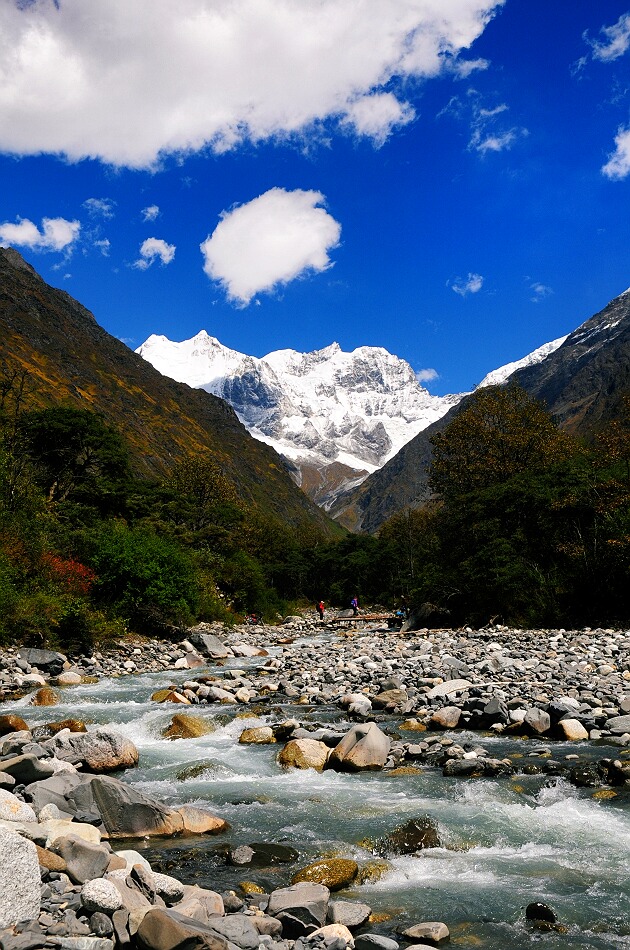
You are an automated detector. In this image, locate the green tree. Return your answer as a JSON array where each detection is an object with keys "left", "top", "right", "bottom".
[
  {"left": 430, "top": 385, "right": 573, "bottom": 500},
  {"left": 20, "top": 407, "right": 130, "bottom": 504},
  {"left": 81, "top": 522, "right": 198, "bottom": 629}
]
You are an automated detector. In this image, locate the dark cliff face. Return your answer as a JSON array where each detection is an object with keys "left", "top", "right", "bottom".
[
  {"left": 332, "top": 288, "right": 630, "bottom": 533},
  {"left": 0, "top": 248, "right": 338, "bottom": 535}
]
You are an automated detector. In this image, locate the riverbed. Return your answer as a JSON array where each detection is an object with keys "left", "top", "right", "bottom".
[{"left": 4, "top": 631, "right": 630, "bottom": 950}]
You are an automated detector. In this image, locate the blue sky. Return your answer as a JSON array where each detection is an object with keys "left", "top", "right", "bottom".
[{"left": 1, "top": 0, "right": 630, "bottom": 395}]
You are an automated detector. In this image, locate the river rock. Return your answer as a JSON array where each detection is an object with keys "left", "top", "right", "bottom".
[
  {"left": 278, "top": 738, "right": 330, "bottom": 771},
  {"left": 292, "top": 859, "right": 359, "bottom": 891},
  {"left": 54, "top": 835, "right": 111, "bottom": 884},
  {"left": 19, "top": 648, "right": 67, "bottom": 676},
  {"left": 81, "top": 775, "right": 184, "bottom": 838},
  {"left": 0, "top": 788, "right": 37, "bottom": 822},
  {"left": 557, "top": 719, "right": 589, "bottom": 741},
  {"left": 52, "top": 728, "right": 139, "bottom": 772},
  {"left": 238, "top": 726, "right": 275, "bottom": 744},
  {"left": 0, "top": 752, "right": 55, "bottom": 784},
  {"left": 0, "top": 714, "right": 29, "bottom": 736},
  {"left": 523, "top": 708, "right": 551, "bottom": 735},
  {"left": 30, "top": 686, "right": 60, "bottom": 706},
  {"left": 354, "top": 937, "right": 399, "bottom": 950},
  {"left": 430, "top": 706, "right": 461, "bottom": 729},
  {"left": 136, "top": 907, "right": 228, "bottom": 950},
  {"left": 175, "top": 884, "right": 224, "bottom": 922},
  {"left": 328, "top": 723, "right": 390, "bottom": 772},
  {"left": 525, "top": 902, "right": 557, "bottom": 923},
  {"left": 307, "top": 924, "right": 355, "bottom": 947},
  {"left": 81, "top": 879, "right": 125, "bottom": 915},
  {"left": 426, "top": 680, "right": 471, "bottom": 699},
  {"left": 187, "top": 632, "right": 230, "bottom": 659},
  {"left": 606, "top": 714, "right": 630, "bottom": 735},
  {"left": 327, "top": 901, "right": 372, "bottom": 928},
  {"left": 202, "top": 914, "right": 260, "bottom": 949},
  {"left": 57, "top": 671, "right": 83, "bottom": 685},
  {"left": 0, "top": 826, "right": 41, "bottom": 928},
  {"left": 380, "top": 817, "right": 440, "bottom": 855},
  {"left": 400, "top": 922, "right": 450, "bottom": 944},
  {"left": 151, "top": 689, "right": 191, "bottom": 705},
  {"left": 161, "top": 714, "right": 214, "bottom": 740},
  {"left": 267, "top": 882, "right": 330, "bottom": 929},
  {"left": 177, "top": 805, "right": 228, "bottom": 835},
  {"left": 152, "top": 874, "right": 185, "bottom": 906}
]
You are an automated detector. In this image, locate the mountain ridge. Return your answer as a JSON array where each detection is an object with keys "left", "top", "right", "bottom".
[
  {"left": 0, "top": 247, "right": 338, "bottom": 536},
  {"left": 331, "top": 286, "right": 630, "bottom": 532}
]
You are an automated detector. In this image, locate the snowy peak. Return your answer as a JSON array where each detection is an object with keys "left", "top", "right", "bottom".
[
  {"left": 476, "top": 335, "right": 568, "bottom": 389},
  {"left": 136, "top": 334, "right": 463, "bottom": 501}
]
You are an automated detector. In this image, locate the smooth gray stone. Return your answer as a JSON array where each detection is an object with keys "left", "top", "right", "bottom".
[
  {"left": 327, "top": 900, "right": 371, "bottom": 928},
  {"left": 187, "top": 632, "right": 230, "bottom": 658},
  {"left": 206, "top": 914, "right": 261, "bottom": 949},
  {"left": 354, "top": 936, "right": 399, "bottom": 950},
  {"left": 135, "top": 908, "right": 229, "bottom": 950},
  {"left": 606, "top": 714, "right": 630, "bottom": 734},
  {"left": 0, "top": 753, "right": 55, "bottom": 785},
  {"left": 54, "top": 836, "right": 110, "bottom": 884},
  {"left": 18, "top": 648, "right": 67, "bottom": 676}
]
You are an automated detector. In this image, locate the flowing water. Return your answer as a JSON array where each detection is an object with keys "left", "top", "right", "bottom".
[{"left": 4, "top": 642, "right": 630, "bottom": 949}]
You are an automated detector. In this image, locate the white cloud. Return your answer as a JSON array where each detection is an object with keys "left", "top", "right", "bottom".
[
  {"left": 415, "top": 368, "right": 439, "bottom": 384},
  {"left": 602, "top": 126, "right": 630, "bottom": 179},
  {"left": 142, "top": 205, "right": 160, "bottom": 222},
  {"left": 0, "top": 0, "right": 504, "bottom": 168},
  {"left": 94, "top": 238, "right": 111, "bottom": 256},
  {"left": 83, "top": 197, "right": 116, "bottom": 218},
  {"left": 133, "top": 237, "right": 176, "bottom": 269},
  {"left": 0, "top": 216, "right": 80, "bottom": 252},
  {"left": 451, "top": 272, "right": 484, "bottom": 296},
  {"left": 588, "top": 13, "right": 630, "bottom": 63},
  {"left": 473, "top": 129, "right": 519, "bottom": 153},
  {"left": 200, "top": 187, "right": 341, "bottom": 305},
  {"left": 450, "top": 57, "right": 489, "bottom": 78},
  {"left": 342, "top": 93, "right": 415, "bottom": 144},
  {"left": 529, "top": 281, "right": 553, "bottom": 303}
]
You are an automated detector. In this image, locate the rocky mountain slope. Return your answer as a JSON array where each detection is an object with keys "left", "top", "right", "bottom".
[
  {"left": 0, "top": 248, "right": 337, "bottom": 535},
  {"left": 331, "top": 287, "right": 630, "bottom": 532},
  {"left": 137, "top": 332, "right": 463, "bottom": 508}
]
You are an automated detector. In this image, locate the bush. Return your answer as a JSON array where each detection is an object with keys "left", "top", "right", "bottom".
[{"left": 81, "top": 522, "right": 199, "bottom": 631}]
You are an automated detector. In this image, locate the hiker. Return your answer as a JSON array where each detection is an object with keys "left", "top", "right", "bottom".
[
  {"left": 316, "top": 600, "right": 325, "bottom": 620},
  {"left": 351, "top": 595, "right": 359, "bottom": 616}
]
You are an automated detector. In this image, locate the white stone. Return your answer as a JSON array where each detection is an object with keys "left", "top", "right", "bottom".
[
  {"left": 81, "top": 878, "right": 124, "bottom": 914},
  {"left": 0, "top": 826, "right": 41, "bottom": 927},
  {"left": 0, "top": 788, "right": 37, "bottom": 823}
]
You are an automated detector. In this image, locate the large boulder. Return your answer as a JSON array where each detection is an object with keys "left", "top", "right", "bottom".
[
  {"left": 19, "top": 647, "right": 67, "bottom": 676},
  {"left": 187, "top": 631, "right": 230, "bottom": 659},
  {"left": 177, "top": 805, "right": 228, "bottom": 835},
  {"left": 79, "top": 775, "right": 184, "bottom": 838},
  {"left": 52, "top": 727, "right": 139, "bottom": 772},
  {"left": 0, "top": 826, "right": 41, "bottom": 927},
  {"left": 54, "top": 835, "right": 111, "bottom": 883},
  {"left": 267, "top": 882, "right": 330, "bottom": 930},
  {"left": 162, "top": 714, "right": 214, "bottom": 740},
  {"left": 278, "top": 738, "right": 330, "bottom": 771},
  {"left": 136, "top": 907, "right": 229, "bottom": 950},
  {"left": 0, "top": 714, "right": 29, "bottom": 736},
  {"left": 379, "top": 817, "right": 441, "bottom": 855},
  {"left": 0, "top": 752, "right": 56, "bottom": 784},
  {"left": 327, "top": 723, "right": 390, "bottom": 772},
  {"left": 292, "top": 859, "right": 359, "bottom": 891}
]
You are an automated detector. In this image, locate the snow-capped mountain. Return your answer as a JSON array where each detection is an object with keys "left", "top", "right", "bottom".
[
  {"left": 476, "top": 335, "right": 568, "bottom": 389},
  {"left": 136, "top": 332, "right": 463, "bottom": 506},
  {"left": 136, "top": 329, "right": 568, "bottom": 509}
]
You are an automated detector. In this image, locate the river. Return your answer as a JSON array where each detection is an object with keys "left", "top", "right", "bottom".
[{"left": 4, "top": 640, "right": 630, "bottom": 949}]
